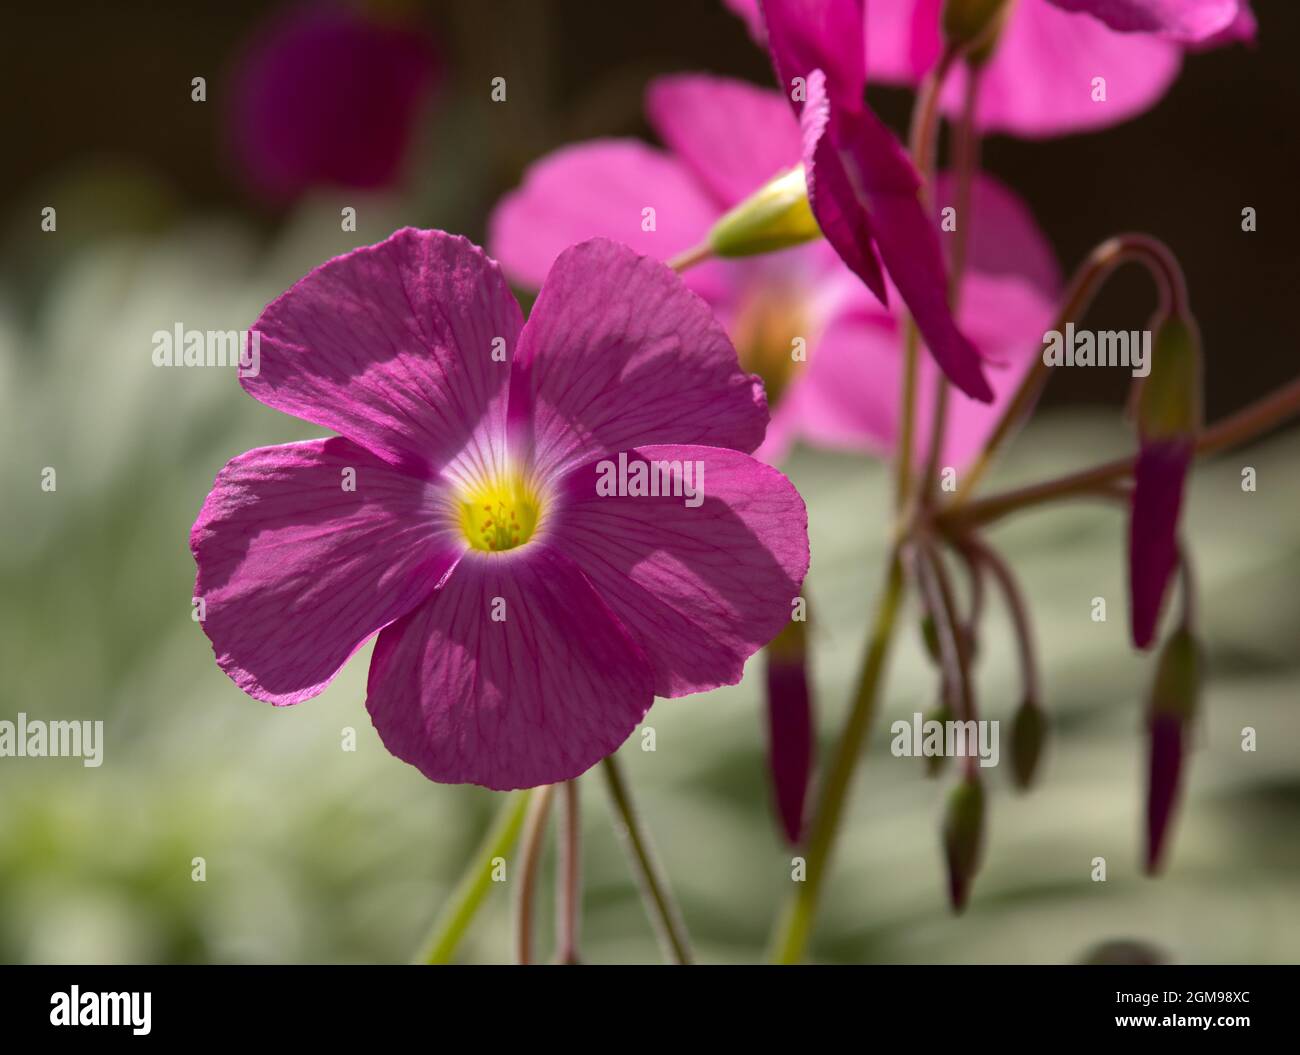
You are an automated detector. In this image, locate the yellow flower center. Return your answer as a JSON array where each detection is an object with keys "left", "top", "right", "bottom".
[
  {"left": 458, "top": 472, "right": 542, "bottom": 552},
  {"left": 732, "top": 286, "right": 808, "bottom": 409}
]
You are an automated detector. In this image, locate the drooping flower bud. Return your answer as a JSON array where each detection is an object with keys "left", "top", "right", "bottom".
[
  {"left": 1145, "top": 626, "right": 1201, "bottom": 874},
  {"left": 1010, "top": 699, "right": 1047, "bottom": 790},
  {"left": 707, "top": 165, "right": 821, "bottom": 258},
  {"left": 764, "top": 614, "right": 814, "bottom": 844},
  {"left": 1129, "top": 313, "right": 1203, "bottom": 649},
  {"left": 943, "top": 0, "right": 1014, "bottom": 65},
  {"left": 942, "top": 774, "right": 985, "bottom": 912}
]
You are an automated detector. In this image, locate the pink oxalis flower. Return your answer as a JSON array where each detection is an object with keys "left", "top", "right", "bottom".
[
  {"left": 228, "top": 3, "right": 439, "bottom": 202},
  {"left": 192, "top": 229, "right": 809, "bottom": 790},
  {"left": 490, "top": 76, "right": 1059, "bottom": 468},
  {"left": 758, "top": 0, "right": 994, "bottom": 402},
  {"left": 490, "top": 66, "right": 1057, "bottom": 840},
  {"left": 1047, "top": 0, "right": 1253, "bottom": 42},
  {"left": 729, "top": 0, "right": 1255, "bottom": 138}
]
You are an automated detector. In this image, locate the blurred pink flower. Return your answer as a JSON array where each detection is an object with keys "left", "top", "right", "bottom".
[
  {"left": 1046, "top": 0, "right": 1249, "bottom": 41},
  {"left": 1129, "top": 440, "right": 1190, "bottom": 649},
  {"left": 761, "top": 0, "right": 994, "bottom": 402},
  {"left": 728, "top": 0, "right": 1254, "bottom": 138},
  {"left": 228, "top": 3, "right": 438, "bottom": 201},
  {"left": 192, "top": 229, "right": 809, "bottom": 790},
  {"left": 490, "top": 73, "right": 1058, "bottom": 466}
]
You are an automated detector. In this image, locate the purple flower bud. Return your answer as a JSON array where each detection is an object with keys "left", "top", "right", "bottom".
[
  {"left": 1129, "top": 314, "right": 1202, "bottom": 649},
  {"left": 1145, "top": 628, "right": 1201, "bottom": 873},
  {"left": 764, "top": 616, "right": 814, "bottom": 844},
  {"left": 943, "top": 775, "right": 985, "bottom": 912},
  {"left": 1129, "top": 439, "right": 1192, "bottom": 649},
  {"left": 1010, "top": 699, "right": 1047, "bottom": 790}
]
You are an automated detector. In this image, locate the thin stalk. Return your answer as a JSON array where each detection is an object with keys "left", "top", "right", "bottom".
[
  {"left": 962, "top": 535, "right": 1040, "bottom": 707},
  {"left": 898, "top": 43, "right": 961, "bottom": 514},
  {"left": 556, "top": 779, "right": 582, "bottom": 964},
  {"left": 515, "top": 783, "right": 556, "bottom": 965},
  {"left": 667, "top": 242, "right": 713, "bottom": 273},
  {"left": 898, "top": 324, "right": 921, "bottom": 513},
  {"left": 416, "top": 790, "right": 532, "bottom": 965},
  {"left": 601, "top": 753, "right": 694, "bottom": 965},
  {"left": 922, "top": 64, "right": 982, "bottom": 503},
  {"left": 955, "top": 234, "right": 1190, "bottom": 502},
  {"left": 916, "top": 541, "right": 979, "bottom": 778}
]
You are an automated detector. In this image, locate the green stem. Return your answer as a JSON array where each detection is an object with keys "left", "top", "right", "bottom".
[
  {"left": 515, "top": 783, "right": 556, "bottom": 965},
  {"left": 897, "top": 325, "right": 921, "bottom": 513},
  {"left": 667, "top": 242, "right": 713, "bottom": 273},
  {"left": 938, "top": 373, "right": 1300, "bottom": 533},
  {"left": 897, "top": 43, "right": 960, "bottom": 514},
  {"left": 556, "top": 779, "right": 582, "bottom": 965},
  {"left": 416, "top": 790, "right": 532, "bottom": 965},
  {"left": 601, "top": 753, "right": 694, "bottom": 964},
  {"left": 961, "top": 534, "right": 1040, "bottom": 707},
  {"left": 922, "top": 64, "right": 982, "bottom": 502},
  {"left": 768, "top": 549, "right": 907, "bottom": 963}
]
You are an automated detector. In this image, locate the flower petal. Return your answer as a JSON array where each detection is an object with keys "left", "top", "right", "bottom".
[
  {"left": 1129, "top": 439, "right": 1191, "bottom": 649},
  {"left": 801, "top": 70, "right": 993, "bottom": 402},
  {"left": 551, "top": 445, "right": 809, "bottom": 697},
  {"left": 945, "top": 0, "right": 1183, "bottom": 137},
  {"left": 932, "top": 173, "right": 1062, "bottom": 298},
  {"left": 866, "top": 0, "right": 944, "bottom": 82},
  {"left": 723, "top": 0, "right": 766, "bottom": 45},
  {"left": 799, "top": 73, "right": 888, "bottom": 304},
  {"left": 510, "top": 239, "right": 768, "bottom": 480},
  {"left": 191, "top": 438, "right": 461, "bottom": 705},
  {"left": 760, "top": 0, "right": 866, "bottom": 113},
  {"left": 645, "top": 74, "right": 802, "bottom": 207},
  {"left": 1191, "top": 2, "right": 1256, "bottom": 48},
  {"left": 798, "top": 268, "right": 1054, "bottom": 464},
  {"left": 487, "top": 139, "right": 728, "bottom": 302},
  {"left": 365, "top": 545, "right": 654, "bottom": 790},
  {"left": 1046, "top": 0, "right": 1240, "bottom": 42},
  {"left": 244, "top": 228, "right": 522, "bottom": 485},
  {"left": 794, "top": 301, "right": 899, "bottom": 457},
  {"left": 801, "top": 276, "right": 1052, "bottom": 468}
]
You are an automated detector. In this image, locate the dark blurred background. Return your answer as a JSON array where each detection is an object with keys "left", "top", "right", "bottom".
[{"left": 3, "top": 1, "right": 1296, "bottom": 419}]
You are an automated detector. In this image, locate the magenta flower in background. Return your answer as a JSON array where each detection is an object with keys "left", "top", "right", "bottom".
[
  {"left": 1046, "top": 0, "right": 1252, "bottom": 41},
  {"left": 1128, "top": 314, "right": 1202, "bottom": 650},
  {"left": 731, "top": 0, "right": 1254, "bottom": 138},
  {"left": 490, "top": 74, "right": 1057, "bottom": 467},
  {"left": 759, "top": 0, "right": 993, "bottom": 402},
  {"left": 228, "top": 3, "right": 438, "bottom": 202},
  {"left": 191, "top": 229, "right": 809, "bottom": 790}
]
